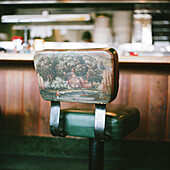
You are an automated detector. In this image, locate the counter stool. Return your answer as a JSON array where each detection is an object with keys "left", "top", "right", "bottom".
[{"left": 34, "top": 48, "right": 139, "bottom": 170}]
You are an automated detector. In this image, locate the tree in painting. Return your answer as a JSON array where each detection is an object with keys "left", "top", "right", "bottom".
[
  {"left": 35, "top": 53, "right": 106, "bottom": 90},
  {"left": 51, "top": 77, "right": 68, "bottom": 90}
]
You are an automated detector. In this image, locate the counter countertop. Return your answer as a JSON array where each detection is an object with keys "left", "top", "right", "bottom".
[{"left": 0, "top": 53, "right": 170, "bottom": 64}]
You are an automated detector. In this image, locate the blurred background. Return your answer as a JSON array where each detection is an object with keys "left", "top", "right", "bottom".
[{"left": 0, "top": 0, "right": 170, "bottom": 56}]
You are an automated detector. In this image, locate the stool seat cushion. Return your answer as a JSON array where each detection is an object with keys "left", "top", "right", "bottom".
[{"left": 59, "top": 104, "right": 139, "bottom": 139}]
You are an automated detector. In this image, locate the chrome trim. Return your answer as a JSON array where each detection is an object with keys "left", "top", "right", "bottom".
[
  {"left": 94, "top": 104, "right": 106, "bottom": 141},
  {"left": 50, "top": 101, "right": 62, "bottom": 136}
]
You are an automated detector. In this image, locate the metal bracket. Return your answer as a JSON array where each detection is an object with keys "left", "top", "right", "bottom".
[
  {"left": 50, "top": 101, "right": 62, "bottom": 136},
  {"left": 94, "top": 104, "right": 106, "bottom": 141}
]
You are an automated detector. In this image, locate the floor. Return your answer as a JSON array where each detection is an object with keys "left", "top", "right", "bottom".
[{"left": 0, "top": 135, "right": 170, "bottom": 170}]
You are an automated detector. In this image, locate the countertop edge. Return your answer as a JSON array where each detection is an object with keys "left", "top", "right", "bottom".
[{"left": 0, "top": 53, "right": 170, "bottom": 64}]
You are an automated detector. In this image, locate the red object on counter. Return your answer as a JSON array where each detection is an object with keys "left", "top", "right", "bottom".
[
  {"left": 12, "top": 36, "right": 23, "bottom": 42},
  {"left": 129, "top": 52, "right": 138, "bottom": 56}
]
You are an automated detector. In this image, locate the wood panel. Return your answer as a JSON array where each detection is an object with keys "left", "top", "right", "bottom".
[
  {"left": 22, "top": 69, "right": 40, "bottom": 136},
  {"left": 167, "top": 76, "right": 170, "bottom": 140},
  {"left": 5, "top": 70, "right": 23, "bottom": 135},
  {"left": 39, "top": 97, "right": 51, "bottom": 136},
  {"left": 0, "top": 62, "right": 170, "bottom": 141},
  {"left": 147, "top": 75, "right": 168, "bottom": 140},
  {"left": 112, "top": 73, "right": 130, "bottom": 105},
  {"left": 0, "top": 70, "right": 6, "bottom": 133},
  {"left": 126, "top": 74, "right": 149, "bottom": 140}
]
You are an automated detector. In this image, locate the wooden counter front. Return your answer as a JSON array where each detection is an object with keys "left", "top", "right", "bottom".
[{"left": 0, "top": 54, "right": 170, "bottom": 141}]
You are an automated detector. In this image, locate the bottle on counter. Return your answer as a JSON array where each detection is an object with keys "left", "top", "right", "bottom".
[
  {"left": 33, "top": 39, "right": 45, "bottom": 51},
  {"left": 12, "top": 36, "right": 23, "bottom": 53}
]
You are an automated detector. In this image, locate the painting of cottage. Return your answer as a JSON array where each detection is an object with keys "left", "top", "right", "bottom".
[
  {"left": 65, "top": 69, "right": 92, "bottom": 89},
  {"left": 34, "top": 50, "right": 114, "bottom": 103}
]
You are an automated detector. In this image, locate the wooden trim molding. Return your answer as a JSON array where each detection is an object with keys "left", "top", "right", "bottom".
[{"left": 1, "top": 53, "right": 170, "bottom": 64}]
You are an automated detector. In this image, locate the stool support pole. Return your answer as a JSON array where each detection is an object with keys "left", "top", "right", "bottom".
[
  {"left": 89, "top": 138, "right": 104, "bottom": 170},
  {"left": 94, "top": 104, "right": 106, "bottom": 140},
  {"left": 50, "top": 101, "right": 61, "bottom": 136}
]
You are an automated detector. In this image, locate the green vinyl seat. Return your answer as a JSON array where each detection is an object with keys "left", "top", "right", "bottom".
[{"left": 59, "top": 104, "right": 139, "bottom": 139}]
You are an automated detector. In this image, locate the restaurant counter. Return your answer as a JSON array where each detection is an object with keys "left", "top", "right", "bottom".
[{"left": 0, "top": 53, "right": 170, "bottom": 142}]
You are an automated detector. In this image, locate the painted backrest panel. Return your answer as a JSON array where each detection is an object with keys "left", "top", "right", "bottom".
[{"left": 34, "top": 48, "right": 119, "bottom": 104}]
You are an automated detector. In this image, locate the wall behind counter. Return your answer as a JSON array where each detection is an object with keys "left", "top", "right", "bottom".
[{"left": 0, "top": 61, "right": 170, "bottom": 141}]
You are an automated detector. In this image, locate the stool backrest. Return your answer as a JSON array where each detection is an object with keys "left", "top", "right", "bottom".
[{"left": 34, "top": 48, "right": 119, "bottom": 104}]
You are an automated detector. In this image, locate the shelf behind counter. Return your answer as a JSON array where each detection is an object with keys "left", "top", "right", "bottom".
[{"left": 0, "top": 53, "right": 170, "bottom": 64}]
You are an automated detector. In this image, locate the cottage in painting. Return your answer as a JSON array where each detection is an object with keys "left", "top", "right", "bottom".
[
  {"left": 79, "top": 77, "right": 92, "bottom": 88},
  {"left": 67, "top": 72, "right": 80, "bottom": 88},
  {"left": 66, "top": 69, "right": 92, "bottom": 89}
]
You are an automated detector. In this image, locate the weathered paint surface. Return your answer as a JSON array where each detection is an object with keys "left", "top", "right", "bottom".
[{"left": 34, "top": 48, "right": 119, "bottom": 104}]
